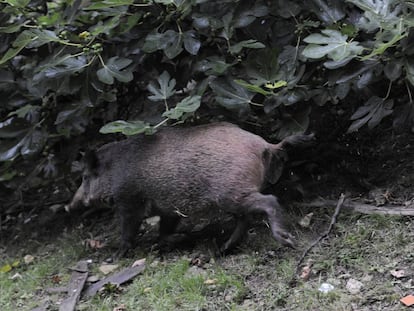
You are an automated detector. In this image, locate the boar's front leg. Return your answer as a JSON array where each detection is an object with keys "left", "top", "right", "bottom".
[
  {"left": 244, "top": 193, "right": 296, "bottom": 248},
  {"left": 219, "top": 216, "right": 248, "bottom": 254},
  {"left": 115, "top": 196, "right": 146, "bottom": 258}
]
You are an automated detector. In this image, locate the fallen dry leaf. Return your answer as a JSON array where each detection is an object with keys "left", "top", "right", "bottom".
[
  {"left": 132, "top": 258, "right": 146, "bottom": 268},
  {"left": 113, "top": 304, "right": 127, "bottom": 311},
  {"left": 390, "top": 269, "right": 406, "bottom": 279},
  {"left": 204, "top": 279, "right": 217, "bottom": 285},
  {"left": 400, "top": 295, "right": 414, "bottom": 306},
  {"left": 50, "top": 274, "right": 62, "bottom": 284},
  {"left": 300, "top": 265, "right": 312, "bottom": 281},
  {"left": 99, "top": 264, "right": 119, "bottom": 275},
  {"left": 24, "top": 255, "right": 34, "bottom": 264},
  {"left": 0, "top": 264, "right": 12, "bottom": 273},
  {"left": 10, "top": 272, "right": 22, "bottom": 280},
  {"left": 87, "top": 239, "right": 105, "bottom": 249},
  {"left": 299, "top": 212, "right": 314, "bottom": 228}
]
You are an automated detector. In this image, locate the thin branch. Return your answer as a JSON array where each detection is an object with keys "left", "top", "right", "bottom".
[
  {"left": 296, "top": 194, "right": 346, "bottom": 271},
  {"left": 296, "top": 198, "right": 414, "bottom": 216}
]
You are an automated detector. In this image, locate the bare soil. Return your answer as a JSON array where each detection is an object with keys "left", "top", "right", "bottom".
[{"left": 1, "top": 127, "right": 413, "bottom": 311}]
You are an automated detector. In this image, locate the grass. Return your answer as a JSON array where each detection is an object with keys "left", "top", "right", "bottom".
[{"left": 1, "top": 211, "right": 413, "bottom": 311}]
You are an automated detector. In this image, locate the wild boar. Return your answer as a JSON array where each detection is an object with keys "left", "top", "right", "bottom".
[{"left": 66, "top": 122, "right": 314, "bottom": 256}]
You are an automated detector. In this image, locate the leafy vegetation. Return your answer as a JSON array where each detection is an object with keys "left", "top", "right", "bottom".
[{"left": 0, "top": 0, "right": 414, "bottom": 198}]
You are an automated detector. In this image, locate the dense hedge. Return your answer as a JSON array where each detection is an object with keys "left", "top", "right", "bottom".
[{"left": 0, "top": 0, "right": 413, "bottom": 197}]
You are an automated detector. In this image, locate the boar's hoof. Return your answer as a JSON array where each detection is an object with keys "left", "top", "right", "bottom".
[{"left": 275, "top": 230, "right": 296, "bottom": 249}]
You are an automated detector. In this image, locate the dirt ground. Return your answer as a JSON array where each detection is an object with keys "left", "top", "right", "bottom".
[{"left": 1, "top": 127, "right": 413, "bottom": 311}]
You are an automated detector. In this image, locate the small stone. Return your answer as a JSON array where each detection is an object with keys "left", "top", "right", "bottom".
[
  {"left": 346, "top": 278, "right": 363, "bottom": 294},
  {"left": 145, "top": 216, "right": 160, "bottom": 226},
  {"left": 318, "top": 283, "right": 334, "bottom": 293},
  {"left": 87, "top": 275, "right": 100, "bottom": 283},
  {"left": 185, "top": 266, "right": 207, "bottom": 278},
  {"left": 99, "top": 264, "right": 119, "bottom": 275}
]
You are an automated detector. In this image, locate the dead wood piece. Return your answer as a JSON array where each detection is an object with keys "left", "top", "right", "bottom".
[
  {"left": 30, "top": 303, "right": 49, "bottom": 311},
  {"left": 83, "top": 261, "right": 146, "bottom": 298},
  {"left": 296, "top": 194, "right": 346, "bottom": 272},
  {"left": 46, "top": 286, "right": 68, "bottom": 294},
  {"left": 298, "top": 198, "right": 414, "bottom": 216},
  {"left": 59, "top": 260, "right": 89, "bottom": 311}
]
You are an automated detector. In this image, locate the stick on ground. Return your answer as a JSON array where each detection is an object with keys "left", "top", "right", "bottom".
[
  {"left": 59, "top": 260, "right": 89, "bottom": 311},
  {"left": 83, "top": 260, "right": 146, "bottom": 298},
  {"left": 296, "top": 194, "right": 346, "bottom": 272},
  {"left": 297, "top": 198, "right": 414, "bottom": 216}
]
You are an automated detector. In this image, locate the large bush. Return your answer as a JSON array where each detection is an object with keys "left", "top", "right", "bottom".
[{"left": 0, "top": 0, "right": 413, "bottom": 201}]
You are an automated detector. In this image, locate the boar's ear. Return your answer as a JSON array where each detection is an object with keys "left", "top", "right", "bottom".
[
  {"left": 263, "top": 149, "right": 287, "bottom": 184},
  {"left": 83, "top": 150, "right": 99, "bottom": 175}
]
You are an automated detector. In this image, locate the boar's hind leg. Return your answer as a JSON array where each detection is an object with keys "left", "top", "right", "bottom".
[
  {"left": 158, "top": 215, "right": 189, "bottom": 246},
  {"left": 244, "top": 193, "right": 295, "bottom": 248},
  {"left": 116, "top": 197, "right": 146, "bottom": 257},
  {"left": 219, "top": 216, "right": 248, "bottom": 254}
]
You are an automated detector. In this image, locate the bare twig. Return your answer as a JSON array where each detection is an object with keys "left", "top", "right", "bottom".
[
  {"left": 296, "top": 194, "right": 346, "bottom": 271},
  {"left": 297, "top": 198, "right": 414, "bottom": 216}
]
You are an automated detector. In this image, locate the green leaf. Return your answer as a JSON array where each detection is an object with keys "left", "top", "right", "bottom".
[
  {"left": 0, "top": 31, "right": 35, "bottom": 65},
  {"left": 27, "top": 29, "right": 61, "bottom": 48},
  {"left": 346, "top": 0, "right": 404, "bottom": 32},
  {"left": 307, "top": 0, "right": 345, "bottom": 24},
  {"left": 84, "top": 0, "right": 133, "bottom": 10},
  {"left": 147, "top": 71, "right": 176, "bottom": 101},
  {"left": 90, "top": 16, "right": 121, "bottom": 36},
  {"left": 143, "top": 30, "right": 184, "bottom": 59},
  {"left": 162, "top": 95, "right": 201, "bottom": 120},
  {"left": 245, "top": 48, "right": 280, "bottom": 85},
  {"left": 100, "top": 120, "right": 152, "bottom": 136},
  {"left": 0, "top": 129, "right": 46, "bottom": 161},
  {"left": 163, "top": 30, "right": 184, "bottom": 59},
  {"left": 183, "top": 31, "right": 201, "bottom": 55},
  {"left": 209, "top": 79, "right": 255, "bottom": 113},
  {"left": 361, "top": 33, "right": 407, "bottom": 60},
  {"left": 196, "top": 57, "right": 234, "bottom": 75},
  {"left": 4, "top": 0, "right": 30, "bottom": 7},
  {"left": 348, "top": 96, "right": 393, "bottom": 132},
  {"left": 7, "top": 104, "right": 36, "bottom": 118},
  {"left": 265, "top": 81, "right": 288, "bottom": 89},
  {"left": 35, "top": 54, "right": 87, "bottom": 80},
  {"left": 97, "top": 57, "right": 133, "bottom": 85},
  {"left": 234, "top": 79, "right": 272, "bottom": 96},
  {"left": 302, "top": 29, "right": 363, "bottom": 61},
  {"left": 228, "top": 39, "right": 265, "bottom": 54},
  {"left": 405, "top": 60, "right": 414, "bottom": 87},
  {"left": 0, "top": 21, "right": 28, "bottom": 33}
]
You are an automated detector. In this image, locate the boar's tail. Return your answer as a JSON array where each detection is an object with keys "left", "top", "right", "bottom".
[
  {"left": 275, "top": 133, "right": 315, "bottom": 152},
  {"left": 84, "top": 150, "right": 99, "bottom": 174}
]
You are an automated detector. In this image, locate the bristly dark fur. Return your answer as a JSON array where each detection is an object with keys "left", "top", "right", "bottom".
[{"left": 66, "top": 122, "right": 315, "bottom": 256}]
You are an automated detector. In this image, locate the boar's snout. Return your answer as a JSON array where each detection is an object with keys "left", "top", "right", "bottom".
[{"left": 65, "top": 182, "right": 91, "bottom": 212}]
